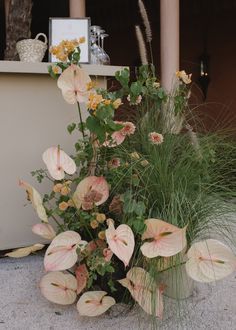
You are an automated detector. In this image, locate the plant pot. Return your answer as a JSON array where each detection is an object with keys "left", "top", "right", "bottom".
[
  {"left": 161, "top": 262, "right": 194, "bottom": 299},
  {"left": 159, "top": 251, "right": 194, "bottom": 299},
  {"left": 16, "top": 33, "right": 47, "bottom": 62}
]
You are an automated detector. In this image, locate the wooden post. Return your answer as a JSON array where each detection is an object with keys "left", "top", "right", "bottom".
[
  {"left": 160, "top": 0, "right": 179, "bottom": 91},
  {"left": 4, "top": 0, "right": 32, "bottom": 60},
  {"left": 69, "top": 0, "right": 86, "bottom": 18}
]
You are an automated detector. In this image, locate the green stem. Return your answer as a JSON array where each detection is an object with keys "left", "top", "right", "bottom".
[{"left": 77, "top": 102, "right": 85, "bottom": 139}]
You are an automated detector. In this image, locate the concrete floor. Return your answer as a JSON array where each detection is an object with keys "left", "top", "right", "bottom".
[{"left": 0, "top": 254, "right": 236, "bottom": 330}]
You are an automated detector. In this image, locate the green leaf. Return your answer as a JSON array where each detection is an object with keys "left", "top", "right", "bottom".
[
  {"left": 73, "top": 51, "right": 81, "bottom": 63},
  {"left": 86, "top": 116, "right": 106, "bottom": 143},
  {"left": 130, "top": 81, "right": 143, "bottom": 96},
  {"left": 115, "top": 68, "right": 130, "bottom": 88},
  {"left": 134, "top": 201, "right": 146, "bottom": 216},
  {"left": 67, "top": 122, "right": 76, "bottom": 134}
]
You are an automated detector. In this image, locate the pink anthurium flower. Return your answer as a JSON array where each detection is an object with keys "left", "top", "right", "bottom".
[
  {"left": 44, "top": 231, "right": 87, "bottom": 272},
  {"left": 186, "top": 239, "right": 236, "bottom": 283},
  {"left": 32, "top": 223, "right": 56, "bottom": 240},
  {"left": 140, "top": 219, "right": 187, "bottom": 258},
  {"left": 19, "top": 180, "right": 48, "bottom": 222},
  {"left": 75, "top": 264, "right": 89, "bottom": 295},
  {"left": 57, "top": 65, "right": 91, "bottom": 104},
  {"left": 105, "top": 220, "right": 134, "bottom": 267},
  {"left": 5, "top": 243, "right": 44, "bottom": 258},
  {"left": 73, "top": 176, "right": 109, "bottom": 210},
  {"left": 77, "top": 291, "right": 116, "bottom": 316},
  {"left": 118, "top": 267, "right": 164, "bottom": 318},
  {"left": 40, "top": 271, "right": 77, "bottom": 305},
  {"left": 42, "top": 146, "right": 76, "bottom": 180}
]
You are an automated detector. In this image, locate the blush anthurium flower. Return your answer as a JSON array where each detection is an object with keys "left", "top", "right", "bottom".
[
  {"left": 73, "top": 176, "right": 109, "bottom": 210},
  {"left": 44, "top": 231, "right": 87, "bottom": 272},
  {"left": 19, "top": 180, "right": 48, "bottom": 222},
  {"left": 57, "top": 64, "right": 91, "bottom": 104},
  {"left": 77, "top": 291, "right": 116, "bottom": 316},
  {"left": 40, "top": 271, "right": 77, "bottom": 305},
  {"left": 43, "top": 146, "right": 76, "bottom": 181},
  {"left": 32, "top": 223, "right": 56, "bottom": 240},
  {"left": 118, "top": 267, "right": 164, "bottom": 318},
  {"left": 140, "top": 219, "right": 187, "bottom": 258},
  {"left": 186, "top": 239, "right": 236, "bottom": 283},
  {"left": 5, "top": 243, "right": 44, "bottom": 258},
  {"left": 75, "top": 264, "right": 89, "bottom": 295},
  {"left": 105, "top": 220, "right": 135, "bottom": 267}
]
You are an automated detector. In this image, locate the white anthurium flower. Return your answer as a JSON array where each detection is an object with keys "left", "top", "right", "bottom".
[
  {"left": 77, "top": 291, "right": 116, "bottom": 316},
  {"left": 140, "top": 219, "right": 187, "bottom": 258},
  {"left": 57, "top": 65, "right": 91, "bottom": 104},
  {"left": 19, "top": 180, "right": 48, "bottom": 222},
  {"left": 32, "top": 223, "right": 56, "bottom": 240},
  {"left": 44, "top": 231, "right": 87, "bottom": 272},
  {"left": 5, "top": 243, "right": 45, "bottom": 258},
  {"left": 40, "top": 271, "right": 77, "bottom": 305},
  {"left": 42, "top": 146, "right": 76, "bottom": 181},
  {"left": 186, "top": 239, "right": 236, "bottom": 283}
]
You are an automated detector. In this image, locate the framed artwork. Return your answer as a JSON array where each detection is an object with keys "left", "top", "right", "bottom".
[{"left": 49, "top": 17, "right": 90, "bottom": 63}]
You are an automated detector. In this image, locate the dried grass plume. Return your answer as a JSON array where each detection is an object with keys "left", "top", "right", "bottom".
[
  {"left": 135, "top": 25, "right": 148, "bottom": 65},
  {"left": 138, "top": 0, "right": 152, "bottom": 42}
]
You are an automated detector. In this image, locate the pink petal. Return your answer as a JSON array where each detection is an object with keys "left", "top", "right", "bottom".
[
  {"left": 186, "top": 239, "right": 236, "bottom": 282},
  {"left": 73, "top": 176, "right": 109, "bottom": 210},
  {"left": 19, "top": 180, "right": 48, "bottom": 222},
  {"left": 77, "top": 291, "right": 115, "bottom": 316},
  {"left": 44, "top": 231, "right": 87, "bottom": 271},
  {"left": 32, "top": 223, "right": 56, "bottom": 240},
  {"left": 42, "top": 147, "right": 76, "bottom": 180},
  {"left": 40, "top": 271, "right": 77, "bottom": 305},
  {"left": 75, "top": 264, "right": 89, "bottom": 294},
  {"left": 105, "top": 222, "right": 134, "bottom": 267},
  {"left": 141, "top": 219, "right": 187, "bottom": 258}
]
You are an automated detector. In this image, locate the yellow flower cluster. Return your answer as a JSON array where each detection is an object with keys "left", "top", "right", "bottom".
[
  {"left": 176, "top": 70, "right": 192, "bottom": 84},
  {"left": 50, "top": 37, "right": 85, "bottom": 62},
  {"left": 87, "top": 93, "right": 104, "bottom": 111},
  {"left": 87, "top": 94, "right": 123, "bottom": 113}
]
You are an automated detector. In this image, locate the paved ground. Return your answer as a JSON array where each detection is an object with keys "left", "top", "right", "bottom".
[{"left": 0, "top": 254, "right": 236, "bottom": 330}]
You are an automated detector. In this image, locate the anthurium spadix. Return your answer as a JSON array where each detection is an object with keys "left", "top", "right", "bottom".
[
  {"left": 57, "top": 64, "right": 91, "bottom": 104},
  {"left": 73, "top": 176, "right": 109, "bottom": 210},
  {"left": 77, "top": 291, "right": 116, "bottom": 317},
  {"left": 32, "top": 223, "right": 56, "bottom": 240},
  {"left": 5, "top": 243, "right": 44, "bottom": 258},
  {"left": 40, "top": 271, "right": 77, "bottom": 305},
  {"left": 42, "top": 146, "right": 76, "bottom": 180},
  {"left": 44, "top": 231, "right": 87, "bottom": 272},
  {"left": 105, "top": 220, "right": 135, "bottom": 267},
  {"left": 19, "top": 180, "right": 48, "bottom": 222},
  {"left": 186, "top": 239, "right": 236, "bottom": 283},
  {"left": 118, "top": 267, "right": 164, "bottom": 318},
  {"left": 140, "top": 219, "right": 187, "bottom": 258}
]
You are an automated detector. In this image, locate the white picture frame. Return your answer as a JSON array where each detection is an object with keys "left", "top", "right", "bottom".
[{"left": 49, "top": 17, "right": 90, "bottom": 63}]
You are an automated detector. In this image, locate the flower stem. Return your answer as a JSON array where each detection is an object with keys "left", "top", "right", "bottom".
[{"left": 77, "top": 102, "right": 85, "bottom": 139}]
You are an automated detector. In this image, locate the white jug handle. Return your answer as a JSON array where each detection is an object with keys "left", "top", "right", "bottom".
[{"left": 35, "top": 33, "right": 48, "bottom": 44}]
